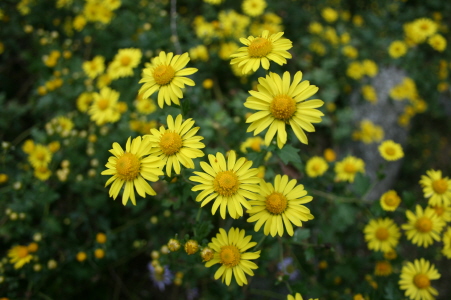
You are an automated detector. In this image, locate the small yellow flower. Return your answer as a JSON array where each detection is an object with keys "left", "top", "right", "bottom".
[
  {"left": 76, "top": 252, "right": 87, "bottom": 262},
  {"left": 378, "top": 140, "right": 404, "bottom": 161},
  {"left": 184, "top": 240, "right": 199, "bottom": 255},
  {"left": 380, "top": 190, "right": 401, "bottom": 211},
  {"left": 94, "top": 248, "right": 105, "bottom": 259},
  {"left": 334, "top": 156, "right": 365, "bottom": 183},
  {"left": 96, "top": 233, "right": 107, "bottom": 244},
  {"left": 305, "top": 156, "right": 328, "bottom": 178}
]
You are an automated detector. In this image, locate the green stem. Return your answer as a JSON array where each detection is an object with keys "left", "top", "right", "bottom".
[{"left": 252, "top": 234, "right": 267, "bottom": 251}]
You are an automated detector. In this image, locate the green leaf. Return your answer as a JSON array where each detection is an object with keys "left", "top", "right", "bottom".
[
  {"left": 275, "top": 144, "right": 302, "bottom": 164},
  {"left": 292, "top": 228, "right": 311, "bottom": 244},
  {"left": 352, "top": 172, "right": 371, "bottom": 196}
]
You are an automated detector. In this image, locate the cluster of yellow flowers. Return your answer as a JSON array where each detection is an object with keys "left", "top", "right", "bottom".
[
  {"left": 363, "top": 168, "right": 451, "bottom": 300},
  {"left": 22, "top": 139, "right": 59, "bottom": 181}
]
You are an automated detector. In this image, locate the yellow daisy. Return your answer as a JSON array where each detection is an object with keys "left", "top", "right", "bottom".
[
  {"left": 34, "top": 166, "right": 52, "bottom": 181},
  {"left": 135, "top": 97, "right": 157, "bottom": 115},
  {"left": 28, "top": 144, "right": 52, "bottom": 168},
  {"left": 374, "top": 261, "right": 393, "bottom": 276},
  {"left": 8, "top": 245, "right": 33, "bottom": 269},
  {"left": 107, "top": 48, "right": 142, "bottom": 80},
  {"left": 239, "top": 136, "right": 272, "bottom": 161},
  {"left": 242, "top": 0, "right": 267, "bottom": 17},
  {"left": 399, "top": 258, "right": 440, "bottom": 300},
  {"left": 364, "top": 218, "right": 401, "bottom": 253},
  {"left": 189, "top": 151, "right": 260, "bottom": 219},
  {"left": 139, "top": 51, "right": 198, "bottom": 108},
  {"left": 428, "top": 34, "right": 446, "bottom": 52},
  {"left": 287, "top": 293, "right": 318, "bottom": 300},
  {"left": 334, "top": 155, "right": 365, "bottom": 183},
  {"left": 442, "top": 226, "right": 451, "bottom": 259},
  {"left": 247, "top": 175, "right": 314, "bottom": 237},
  {"left": 82, "top": 55, "right": 105, "bottom": 79},
  {"left": 378, "top": 140, "right": 404, "bottom": 161},
  {"left": 230, "top": 30, "right": 293, "bottom": 74},
  {"left": 402, "top": 205, "right": 445, "bottom": 248},
  {"left": 144, "top": 114, "right": 205, "bottom": 177},
  {"left": 380, "top": 190, "right": 401, "bottom": 211},
  {"left": 429, "top": 204, "right": 451, "bottom": 223},
  {"left": 101, "top": 136, "right": 165, "bottom": 206},
  {"left": 244, "top": 71, "right": 324, "bottom": 149},
  {"left": 419, "top": 169, "right": 451, "bottom": 206},
  {"left": 412, "top": 18, "right": 437, "bottom": 42},
  {"left": 76, "top": 92, "right": 94, "bottom": 112},
  {"left": 388, "top": 40, "right": 408, "bottom": 59},
  {"left": 88, "top": 87, "right": 121, "bottom": 125},
  {"left": 205, "top": 227, "right": 260, "bottom": 286},
  {"left": 305, "top": 156, "right": 328, "bottom": 178}
]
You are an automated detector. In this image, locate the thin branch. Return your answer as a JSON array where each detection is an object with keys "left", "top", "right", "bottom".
[{"left": 170, "top": 0, "right": 182, "bottom": 54}]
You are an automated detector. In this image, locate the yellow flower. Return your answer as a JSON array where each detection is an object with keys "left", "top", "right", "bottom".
[
  {"left": 189, "top": 45, "right": 209, "bottom": 62},
  {"left": 76, "top": 92, "right": 94, "bottom": 112},
  {"left": 346, "top": 61, "right": 364, "bottom": 80},
  {"left": 428, "top": 34, "right": 446, "bottom": 52},
  {"left": 189, "top": 151, "right": 260, "bottom": 219},
  {"left": 8, "top": 245, "right": 33, "bottom": 269},
  {"left": 321, "top": 7, "right": 338, "bottom": 23},
  {"left": 308, "top": 22, "right": 323, "bottom": 34},
  {"left": 342, "top": 45, "right": 358, "bottom": 58},
  {"left": 22, "top": 139, "right": 35, "bottom": 154},
  {"left": 82, "top": 55, "right": 105, "bottom": 79},
  {"left": 242, "top": 0, "right": 267, "bottom": 17},
  {"left": 28, "top": 144, "right": 52, "bottom": 168},
  {"left": 334, "top": 156, "right": 365, "bottom": 183},
  {"left": 323, "top": 148, "right": 336, "bottom": 162},
  {"left": 411, "top": 18, "right": 438, "bottom": 43},
  {"left": 205, "top": 227, "right": 260, "bottom": 286},
  {"left": 145, "top": 114, "right": 205, "bottom": 177},
  {"left": 239, "top": 136, "right": 271, "bottom": 161},
  {"left": 374, "top": 261, "right": 393, "bottom": 276},
  {"left": 34, "top": 166, "right": 52, "bottom": 181},
  {"left": 88, "top": 87, "right": 120, "bottom": 125},
  {"left": 135, "top": 98, "right": 157, "bottom": 115},
  {"left": 184, "top": 240, "right": 199, "bottom": 255},
  {"left": 108, "top": 48, "right": 142, "bottom": 79},
  {"left": 305, "top": 156, "right": 328, "bottom": 178},
  {"left": 101, "top": 136, "right": 165, "bottom": 206},
  {"left": 96, "top": 233, "right": 107, "bottom": 244},
  {"left": 364, "top": 218, "right": 401, "bottom": 253},
  {"left": 429, "top": 204, "right": 451, "bottom": 223},
  {"left": 287, "top": 293, "right": 318, "bottom": 300},
  {"left": 230, "top": 30, "right": 293, "bottom": 74},
  {"left": 399, "top": 258, "right": 440, "bottom": 300},
  {"left": 388, "top": 40, "right": 407, "bottom": 59},
  {"left": 402, "top": 205, "right": 445, "bottom": 248},
  {"left": 362, "top": 59, "right": 378, "bottom": 77},
  {"left": 353, "top": 120, "right": 384, "bottom": 144},
  {"left": 442, "top": 227, "right": 451, "bottom": 259},
  {"left": 76, "top": 251, "right": 87, "bottom": 262},
  {"left": 73, "top": 15, "right": 86, "bottom": 31},
  {"left": 139, "top": 51, "right": 198, "bottom": 108},
  {"left": 244, "top": 71, "right": 324, "bottom": 149},
  {"left": 378, "top": 140, "right": 404, "bottom": 161},
  {"left": 380, "top": 190, "right": 401, "bottom": 211},
  {"left": 419, "top": 169, "right": 451, "bottom": 206},
  {"left": 94, "top": 248, "right": 105, "bottom": 259},
  {"left": 247, "top": 175, "right": 314, "bottom": 236},
  {"left": 361, "top": 85, "right": 377, "bottom": 103},
  {"left": 219, "top": 42, "right": 239, "bottom": 60}
]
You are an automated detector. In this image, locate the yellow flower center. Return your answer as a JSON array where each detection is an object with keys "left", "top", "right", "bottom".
[
  {"left": 312, "top": 163, "right": 320, "bottom": 171},
  {"left": 265, "top": 192, "right": 288, "bottom": 214},
  {"left": 17, "top": 246, "right": 29, "bottom": 258},
  {"left": 153, "top": 65, "right": 175, "bottom": 86},
  {"left": 385, "top": 146, "right": 395, "bottom": 156},
  {"left": 415, "top": 217, "right": 432, "bottom": 233},
  {"left": 159, "top": 131, "right": 183, "bottom": 156},
  {"left": 270, "top": 95, "right": 297, "bottom": 121},
  {"left": 432, "top": 179, "right": 447, "bottom": 194},
  {"left": 344, "top": 163, "right": 356, "bottom": 174},
  {"left": 214, "top": 171, "right": 239, "bottom": 197},
  {"left": 219, "top": 245, "right": 241, "bottom": 267},
  {"left": 248, "top": 37, "right": 273, "bottom": 58},
  {"left": 250, "top": 140, "right": 261, "bottom": 152},
  {"left": 120, "top": 55, "right": 131, "bottom": 66},
  {"left": 384, "top": 194, "right": 398, "bottom": 206},
  {"left": 375, "top": 227, "right": 389, "bottom": 240},
  {"left": 413, "top": 274, "right": 430, "bottom": 289},
  {"left": 116, "top": 152, "right": 140, "bottom": 181},
  {"left": 36, "top": 151, "right": 46, "bottom": 161},
  {"left": 97, "top": 98, "right": 109, "bottom": 110},
  {"left": 432, "top": 206, "right": 444, "bottom": 216}
]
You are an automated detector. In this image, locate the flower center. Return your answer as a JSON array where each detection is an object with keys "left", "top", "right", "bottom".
[
  {"left": 312, "top": 164, "right": 320, "bottom": 171},
  {"left": 219, "top": 245, "right": 241, "bottom": 267},
  {"left": 214, "top": 171, "right": 239, "bottom": 197},
  {"left": 344, "top": 163, "right": 356, "bottom": 174},
  {"left": 413, "top": 274, "right": 430, "bottom": 289},
  {"left": 270, "top": 95, "right": 297, "bottom": 121},
  {"left": 36, "top": 151, "right": 46, "bottom": 161},
  {"left": 432, "top": 179, "right": 447, "bottom": 194},
  {"left": 385, "top": 194, "right": 397, "bottom": 206},
  {"left": 385, "top": 147, "right": 395, "bottom": 156},
  {"left": 159, "top": 131, "right": 183, "bottom": 156},
  {"left": 248, "top": 37, "right": 273, "bottom": 58},
  {"left": 97, "top": 98, "right": 109, "bottom": 110},
  {"left": 432, "top": 206, "right": 444, "bottom": 216},
  {"left": 116, "top": 152, "right": 140, "bottom": 181},
  {"left": 415, "top": 217, "right": 432, "bottom": 233},
  {"left": 375, "top": 227, "right": 389, "bottom": 240},
  {"left": 17, "top": 246, "right": 29, "bottom": 258},
  {"left": 251, "top": 140, "right": 261, "bottom": 152},
  {"left": 153, "top": 65, "right": 175, "bottom": 86},
  {"left": 120, "top": 55, "right": 131, "bottom": 66},
  {"left": 265, "top": 192, "right": 288, "bottom": 214}
]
